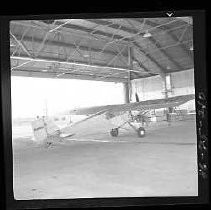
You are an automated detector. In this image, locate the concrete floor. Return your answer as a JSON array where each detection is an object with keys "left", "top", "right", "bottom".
[{"left": 12, "top": 119, "right": 198, "bottom": 200}]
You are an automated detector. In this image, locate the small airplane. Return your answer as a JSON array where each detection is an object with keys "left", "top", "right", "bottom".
[{"left": 31, "top": 93, "right": 195, "bottom": 142}]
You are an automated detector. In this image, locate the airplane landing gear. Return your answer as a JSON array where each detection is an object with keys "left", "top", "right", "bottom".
[
  {"left": 137, "top": 127, "right": 146, "bottom": 137},
  {"left": 110, "top": 128, "right": 119, "bottom": 137},
  {"left": 110, "top": 125, "right": 146, "bottom": 138}
]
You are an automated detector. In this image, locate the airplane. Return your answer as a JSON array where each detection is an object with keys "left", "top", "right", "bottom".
[{"left": 31, "top": 93, "right": 195, "bottom": 143}]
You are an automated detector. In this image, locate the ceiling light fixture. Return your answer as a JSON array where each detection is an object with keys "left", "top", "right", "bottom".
[
  {"left": 83, "top": 54, "right": 90, "bottom": 58},
  {"left": 143, "top": 31, "right": 152, "bottom": 38},
  {"left": 190, "top": 45, "right": 193, "bottom": 51}
]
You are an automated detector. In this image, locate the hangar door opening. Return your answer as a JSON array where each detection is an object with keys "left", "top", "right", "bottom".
[{"left": 11, "top": 76, "right": 124, "bottom": 139}]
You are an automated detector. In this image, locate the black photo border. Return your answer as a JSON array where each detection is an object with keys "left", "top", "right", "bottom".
[{"left": 0, "top": 9, "right": 208, "bottom": 209}]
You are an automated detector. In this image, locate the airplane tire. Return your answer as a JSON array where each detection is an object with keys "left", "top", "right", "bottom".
[
  {"left": 137, "top": 127, "right": 145, "bottom": 137},
  {"left": 110, "top": 128, "right": 119, "bottom": 137}
]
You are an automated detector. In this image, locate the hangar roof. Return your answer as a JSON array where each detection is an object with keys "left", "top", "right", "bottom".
[{"left": 10, "top": 17, "right": 193, "bottom": 83}]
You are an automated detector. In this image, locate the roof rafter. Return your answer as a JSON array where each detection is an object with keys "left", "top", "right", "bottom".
[
  {"left": 86, "top": 19, "right": 138, "bottom": 34},
  {"left": 11, "top": 33, "right": 128, "bottom": 58},
  {"left": 11, "top": 54, "right": 147, "bottom": 75},
  {"left": 55, "top": 21, "right": 132, "bottom": 42},
  {"left": 11, "top": 69, "right": 127, "bottom": 83},
  {"left": 10, "top": 32, "right": 33, "bottom": 57},
  {"left": 143, "top": 19, "right": 193, "bottom": 61},
  {"left": 148, "top": 36, "right": 184, "bottom": 70},
  {"left": 11, "top": 21, "right": 129, "bottom": 46},
  {"left": 85, "top": 19, "right": 166, "bottom": 76},
  {"left": 132, "top": 42, "right": 166, "bottom": 77},
  {"left": 12, "top": 20, "right": 165, "bottom": 76},
  {"left": 132, "top": 56, "right": 157, "bottom": 76},
  {"left": 88, "top": 19, "right": 185, "bottom": 71}
]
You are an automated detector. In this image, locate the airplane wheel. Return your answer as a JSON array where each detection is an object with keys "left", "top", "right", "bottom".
[
  {"left": 110, "top": 128, "right": 119, "bottom": 137},
  {"left": 137, "top": 127, "right": 145, "bottom": 137}
]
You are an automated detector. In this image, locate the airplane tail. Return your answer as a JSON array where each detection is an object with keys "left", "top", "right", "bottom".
[
  {"left": 31, "top": 118, "right": 60, "bottom": 143},
  {"left": 135, "top": 92, "right": 140, "bottom": 102}
]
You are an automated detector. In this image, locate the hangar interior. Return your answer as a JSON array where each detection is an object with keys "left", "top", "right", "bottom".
[
  {"left": 10, "top": 17, "right": 194, "bottom": 94},
  {"left": 10, "top": 16, "right": 198, "bottom": 200}
]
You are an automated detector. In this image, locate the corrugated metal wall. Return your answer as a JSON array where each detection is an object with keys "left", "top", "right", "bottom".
[
  {"left": 131, "top": 68, "right": 195, "bottom": 110},
  {"left": 170, "top": 69, "right": 195, "bottom": 110},
  {"left": 131, "top": 75, "right": 164, "bottom": 101},
  {"left": 170, "top": 69, "right": 195, "bottom": 96}
]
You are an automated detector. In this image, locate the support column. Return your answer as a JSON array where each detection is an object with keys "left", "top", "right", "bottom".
[
  {"left": 163, "top": 74, "right": 173, "bottom": 112},
  {"left": 162, "top": 74, "right": 168, "bottom": 99},
  {"left": 127, "top": 45, "right": 133, "bottom": 103},
  {"left": 162, "top": 73, "right": 173, "bottom": 123},
  {"left": 123, "top": 82, "right": 130, "bottom": 103}
]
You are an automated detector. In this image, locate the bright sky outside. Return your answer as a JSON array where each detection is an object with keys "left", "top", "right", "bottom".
[{"left": 11, "top": 76, "right": 124, "bottom": 119}]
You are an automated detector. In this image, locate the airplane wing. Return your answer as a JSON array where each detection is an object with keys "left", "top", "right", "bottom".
[
  {"left": 49, "top": 94, "right": 195, "bottom": 138},
  {"left": 68, "top": 94, "right": 195, "bottom": 116}
]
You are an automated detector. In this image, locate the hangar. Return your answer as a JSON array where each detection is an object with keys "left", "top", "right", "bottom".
[{"left": 10, "top": 16, "right": 197, "bottom": 199}]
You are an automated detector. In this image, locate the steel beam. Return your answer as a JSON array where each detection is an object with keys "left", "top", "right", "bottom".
[
  {"left": 11, "top": 60, "right": 33, "bottom": 70},
  {"left": 11, "top": 20, "right": 129, "bottom": 45},
  {"left": 34, "top": 20, "right": 59, "bottom": 57},
  {"left": 107, "top": 45, "right": 128, "bottom": 66},
  {"left": 176, "top": 17, "right": 193, "bottom": 25},
  {"left": 132, "top": 57, "right": 156, "bottom": 76},
  {"left": 94, "top": 18, "right": 185, "bottom": 71},
  {"left": 11, "top": 69, "right": 127, "bottom": 83},
  {"left": 49, "top": 20, "right": 72, "bottom": 33},
  {"left": 143, "top": 19, "right": 193, "bottom": 61},
  {"left": 132, "top": 42, "right": 165, "bottom": 78},
  {"left": 10, "top": 32, "right": 32, "bottom": 57},
  {"left": 12, "top": 20, "right": 163, "bottom": 72},
  {"left": 55, "top": 21, "right": 132, "bottom": 42},
  {"left": 11, "top": 26, "right": 32, "bottom": 57},
  {"left": 141, "top": 39, "right": 192, "bottom": 62},
  {"left": 81, "top": 21, "right": 166, "bottom": 76},
  {"left": 84, "top": 19, "right": 148, "bottom": 47},
  {"left": 72, "top": 40, "right": 89, "bottom": 61},
  {"left": 89, "top": 21, "right": 116, "bottom": 35},
  {"left": 11, "top": 33, "right": 128, "bottom": 58},
  {"left": 84, "top": 19, "right": 168, "bottom": 77},
  {"left": 178, "top": 25, "right": 189, "bottom": 42},
  {"left": 86, "top": 19, "right": 138, "bottom": 34},
  {"left": 11, "top": 55, "right": 146, "bottom": 74},
  {"left": 148, "top": 36, "right": 184, "bottom": 70},
  {"left": 87, "top": 18, "right": 178, "bottom": 38}
]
